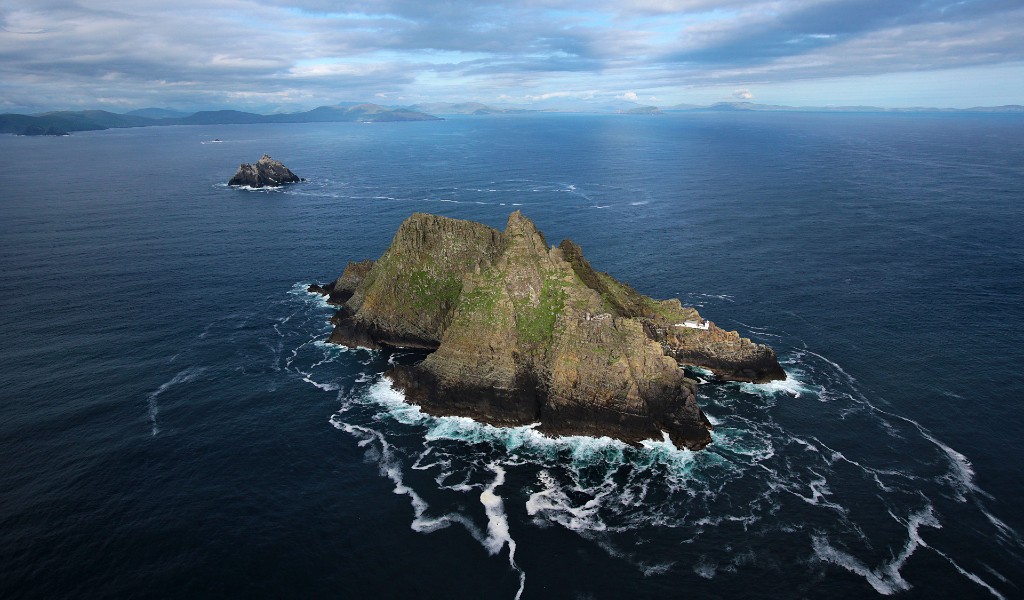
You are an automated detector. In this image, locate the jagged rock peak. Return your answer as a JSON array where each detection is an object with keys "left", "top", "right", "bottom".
[
  {"left": 309, "top": 212, "right": 787, "bottom": 450},
  {"left": 228, "top": 154, "right": 302, "bottom": 188},
  {"left": 505, "top": 209, "right": 538, "bottom": 233}
]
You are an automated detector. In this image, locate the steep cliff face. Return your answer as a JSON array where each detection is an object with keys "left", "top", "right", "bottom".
[
  {"left": 311, "top": 211, "right": 785, "bottom": 450},
  {"left": 329, "top": 213, "right": 502, "bottom": 349}
]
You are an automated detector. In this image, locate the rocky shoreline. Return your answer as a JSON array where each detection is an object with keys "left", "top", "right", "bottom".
[
  {"left": 309, "top": 212, "right": 785, "bottom": 450},
  {"left": 228, "top": 154, "right": 302, "bottom": 188}
]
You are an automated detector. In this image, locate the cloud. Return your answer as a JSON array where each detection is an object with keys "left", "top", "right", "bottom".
[
  {"left": 732, "top": 89, "right": 753, "bottom": 100},
  {"left": 619, "top": 91, "right": 639, "bottom": 101},
  {"left": 0, "top": 0, "right": 1022, "bottom": 111},
  {"left": 523, "top": 90, "right": 599, "bottom": 101}
]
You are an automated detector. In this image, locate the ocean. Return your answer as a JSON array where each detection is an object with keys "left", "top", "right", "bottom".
[{"left": 2, "top": 112, "right": 1022, "bottom": 598}]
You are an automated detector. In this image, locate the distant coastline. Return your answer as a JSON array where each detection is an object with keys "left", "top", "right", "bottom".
[
  {"left": 3, "top": 100, "right": 1022, "bottom": 136},
  {"left": 0, "top": 103, "right": 442, "bottom": 136}
]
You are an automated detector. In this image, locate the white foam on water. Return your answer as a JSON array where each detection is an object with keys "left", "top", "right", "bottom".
[
  {"left": 803, "top": 349, "right": 857, "bottom": 382},
  {"left": 365, "top": 377, "right": 701, "bottom": 471},
  {"left": 334, "top": 416, "right": 528, "bottom": 597},
  {"left": 929, "top": 547, "right": 1007, "bottom": 600},
  {"left": 526, "top": 470, "right": 608, "bottom": 533},
  {"left": 709, "top": 425, "right": 774, "bottom": 464},
  {"left": 811, "top": 504, "right": 939, "bottom": 595},
  {"left": 229, "top": 184, "right": 285, "bottom": 193},
  {"left": 686, "top": 292, "right": 736, "bottom": 303},
  {"left": 918, "top": 429, "right": 980, "bottom": 502},
  {"left": 693, "top": 556, "right": 717, "bottom": 579},
  {"left": 332, "top": 421, "right": 486, "bottom": 539},
  {"left": 146, "top": 367, "right": 205, "bottom": 436},
  {"left": 731, "top": 319, "right": 773, "bottom": 332},
  {"left": 479, "top": 463, "right": 526, "bottom": 600},
  {"left": 683, "top": 365, "right": 714, "bottom": 378},
  {"left": 736, "top": 372, "right": 809, "bottom": 399},
  {"left": 640, "top": 562, "right": 673, "bottom": 576},
  {"left": 787, "top": 434, "right": 820, "bottom": 453},
  {"left": 784, "top": 473, "right": 847, "bottom": 514},
  {"left": 297, "top": 372, "right": 339, "bottom": 391},
  {"left": 975, "top": 501, "right": 1024, "bottom": 544},
  {"left": 638, "top": 432, "right": 698, "bottom": 472},
  {"left": 810, "top": 438, "right": 912, "bottom": 493}
]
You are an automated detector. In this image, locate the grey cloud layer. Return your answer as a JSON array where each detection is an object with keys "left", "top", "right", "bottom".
[{"left": 0, "top": 0, "right": 1021, "bottom": 110}]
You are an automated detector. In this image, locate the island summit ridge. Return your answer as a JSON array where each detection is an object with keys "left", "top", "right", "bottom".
[{"left": 309, "top": 212, "right": 786, "bottom": 450}]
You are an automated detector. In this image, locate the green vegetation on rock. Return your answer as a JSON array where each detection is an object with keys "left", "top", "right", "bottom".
[
  {"left": 515, "top": 272, "right": 568, "bottom": 347},
  {"left": 317, "top": 210, "right": 786, "bottom": 450}
]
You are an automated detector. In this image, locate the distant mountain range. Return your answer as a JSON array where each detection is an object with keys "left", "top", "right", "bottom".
[
  {"left": 4, "top": 101, "right": 1021, "bottom": 136},
  {"left": 0, "top": 103, "right": 441, "bottom": 136},
  {"left": 418, "top": 98, "right": 1024, "bottom": 115},
  {"left": 403, "top": 102, "right": 535, "bottom": 115},
  {"left": 660, "top": 101, "right": 1024, "bottom": 113}
]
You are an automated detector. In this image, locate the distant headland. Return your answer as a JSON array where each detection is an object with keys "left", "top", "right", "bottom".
[
  {"left": 309, "top": 212, "right": 785, "bottom": 450},
  {"left": 0, "top": 103, "right": 441, "bottom": 136}
]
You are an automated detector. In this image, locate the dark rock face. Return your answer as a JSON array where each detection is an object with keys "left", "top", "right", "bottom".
[
  {"left": 228, "top": 154, "right": 301, "bottom": 188},
  {"left": 388, "top": 365, "right": 543, "bottom": 427},
  {"left": 312, "top": 212, "right": 786, "bottom": 450}
]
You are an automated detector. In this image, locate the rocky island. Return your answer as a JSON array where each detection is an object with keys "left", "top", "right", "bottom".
[
  {"left": 228, "top": 154, "right": 301, "bottom": 188},
  {"left": 310, "top": 212, "right": 785, "bottom": 450}
]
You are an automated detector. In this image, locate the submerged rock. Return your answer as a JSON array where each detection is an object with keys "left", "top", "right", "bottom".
[
  {"left": 310, "top": 212, "right": 786, "bottom": 450},
  {"left": 228, "top": 154, "right": 301, "bottom": 188}
]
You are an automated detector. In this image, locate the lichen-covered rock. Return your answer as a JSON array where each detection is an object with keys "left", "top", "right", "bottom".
[
  {"left": 228, "top": 154, "right": 301, "bottom": 188},
  {"left": 314, "top": 211, "right": 785, "bottom": 450}
]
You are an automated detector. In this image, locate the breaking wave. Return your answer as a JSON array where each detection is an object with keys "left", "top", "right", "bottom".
[{"left": 274, "top": 284, "right": 1023, "bottom": 599}]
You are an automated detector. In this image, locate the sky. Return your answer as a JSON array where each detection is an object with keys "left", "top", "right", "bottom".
[{"left": 1, "top": 0, "right": 1022, "bottom": 113}]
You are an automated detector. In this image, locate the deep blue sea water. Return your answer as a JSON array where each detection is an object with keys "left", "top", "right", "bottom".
[{"left": 2, "top": 113, "right": 1023, "bottom": 599}]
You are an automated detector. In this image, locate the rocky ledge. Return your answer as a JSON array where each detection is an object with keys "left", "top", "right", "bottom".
[
  {"left": 228, "top": 154, "right": 302, "bottom": 188},
  {"left": 310, "top": 212, "right": 786, "bottom": 450}
]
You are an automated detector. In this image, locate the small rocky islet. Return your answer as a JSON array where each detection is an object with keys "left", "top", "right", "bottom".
[
  {"left": 309, "top": 212, "right": 786, "bottom": 450},
  {"left": 228, "top": 154, "right": 301, "bottom": 188}
]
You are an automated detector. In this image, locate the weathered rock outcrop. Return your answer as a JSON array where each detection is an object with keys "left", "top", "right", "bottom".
[
  {"left": 307, "top": 259, "right": 375, "bottom": 305},
  {"left": 228, "top": 154, "right": 301, "bottom": 188},
  {"left": 310, "top": 212, "right": 785, "bottom": 450}
]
